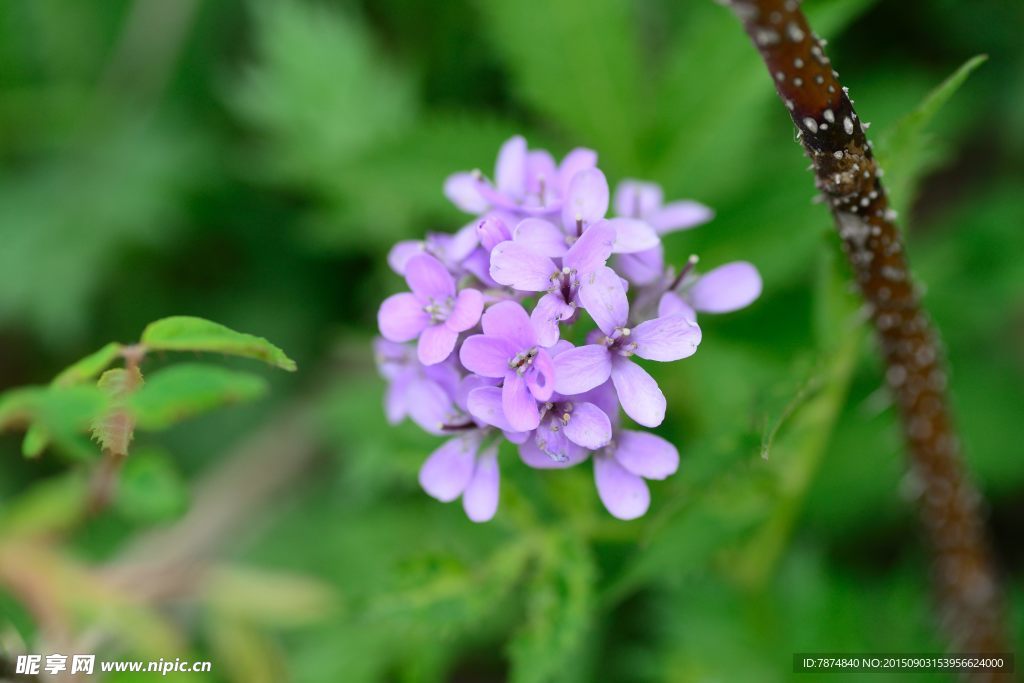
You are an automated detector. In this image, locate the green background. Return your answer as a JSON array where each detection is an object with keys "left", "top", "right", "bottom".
[{"left": 1, "top": 0, "right": 1022, "bottom": 681}]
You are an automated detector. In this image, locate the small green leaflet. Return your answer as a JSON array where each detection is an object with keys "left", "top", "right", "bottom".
[
  {"left": 0, "top": 384, "right": 108, "bottom": 460},
  {"left": 141, "top": 316, "right": 297, "bottom": 371},
  {"left": 130, "top": 363, "right": 269, "bottom": 431},
  {"left": 877, "top": 54, "right": 987, "bottom": 214},
  {"left": 52, "top": 342, "right": 124, "bottom": 387}
]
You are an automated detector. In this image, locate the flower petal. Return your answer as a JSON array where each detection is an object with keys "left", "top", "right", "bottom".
[
  {"left": 442, "top": 221, "right": 481, "bottom": 263},
  {"left": 617, "top": 248, "right": 664, "bottom": 286},
  {"left": 418, "top": 324, "right": 458, "bottom": 365},
  {"left": 564, "top": 221, "right": 615, "bottom": 275},
  {"left": 467, "top": 386, "right": 515, "bottom": 431},
  {"left": 460, "top": 334, "right": 514, "bottom": 378},
  {"left": 480, "top": 300, "right": 536, "bottom": 348},
  {"left": 552, "top": 344, "right": 612, "bottom": 395},
  {"left": 594, "top": 453, "right": 650, "bottom": 520},
  {"left": 477, "top": 216, "right": 512, "bottom": 251},
  {"left": 574, "top": 381, "right": 620, "bottom": 425},
  {"left": 407, "top": 377, "right": 454, "bottom": 434},
  {"left": 462, "top": 446, "right": 500, "bottom": 522},
  {"left": 444, "top": 172, "right": 489, "bottom": 214},
  {"left": 519, "top": 435, "right": 587, "bottom": 469},
  {"left": 490, "top": 241, "right": 557, "bottom": 292},
  {"left": 384, "top": 374, "right": 410, "bottom": 424},
  {"left": 446, "top": 289, "right": 484, "bottom": 332},
  {"left": 564, "top": 401, "right": 612, "bottom": 449},
  {"left": 647, "top": 200, "right": 713, "bottom": 234},
  {"left": 502, "top": 372, "right": 541, "bottom": 432},
  {"left": 495, "top": 135, "right": 527, "bottom": 197},
  {"left": 606, "top": 218, "right": 660, "bottom": 253},
  {"left": 613, "top": 430, "right": 679, "bottom": 480},
  {"left": 378, "top": 292, "right": 429, "bottom": 342},
  {"left": 557, "top": 147, "right": 598, "bottom": 193},
  {"left": 531, "top": 292, "right": 575, "bottom": 347},
  {"left": 526, "top": 150, "right": 558, "bottom": 205},
  {"left": 610, "top": 358, "right": 666, "bottom": 427},
  {"left": 578, "top": 265, "right": 629, "bottom": 334},
  {"left": 613, "top": 180, "right": 663, "bottom": 219},
  {"left": 561, "top": 167, "right": 609, "bottom": 229},
  {"left": 525, "top": 348, "right": 555, "bottom": 401},
  {"left": 419, "top": 435, "right": 479, "bottom": 502},
  {"left": 387, "top": 240, "right": 424, "bottom": 275},
  {"left": 657, "top": 291, "right": 697, "bottom": 321},
  {"left": 689, "top": 261, "right": 763, "bottom": 313},
  {"left": 631, "top": 313, "right": 702, "bottom": 362},
  {"left": 406, "top": 253, "right": 455, "bottom": 301},
  {"left": 461, "top": 248, "right": 498, "bottom": 288},
  {"left": 514, "top": 218, "right": 569, "bottom": 258}
]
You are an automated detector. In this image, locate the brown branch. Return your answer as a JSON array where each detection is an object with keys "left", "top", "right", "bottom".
[{"left": 719, "top": 0, "right": 1008, "bottom": 667}]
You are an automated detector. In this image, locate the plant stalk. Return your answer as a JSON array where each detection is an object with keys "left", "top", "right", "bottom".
[{"left": 719, "top": 0, "right": 1008, "bottom": 668}]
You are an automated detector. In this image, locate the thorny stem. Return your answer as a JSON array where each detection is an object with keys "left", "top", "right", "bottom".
[{"left": 720, "top": 0, "right": 1008, "bottom": 668}]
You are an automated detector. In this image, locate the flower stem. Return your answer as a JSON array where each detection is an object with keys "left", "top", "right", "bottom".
[{"left": 720, "top": 0, "right": 1007, "bottom": 664}]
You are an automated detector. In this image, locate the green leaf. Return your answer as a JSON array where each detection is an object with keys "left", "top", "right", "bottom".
[
  {"left": 232, "top": 1, "right": 415, "bottom": 185},
  {"left": 206, "top": 566, "right": 338, "bottom": 628},
  {"left": 115, "top": 448, "right": 188, "bottom": 522},
  {"left": 877, "top": 55, "right": 987, "bottom": 214},
  {"left": 0, "top": 472, "right": 90, "bottom": 538},
  {"left": 130, "top": 363, "right": 269, "bottom": 431},
  {"left": 508, "top": 533, "right": 595, "bottom": 683},
  {"left": 478, "top": 0, "right": 643, "bottom": 170},
  {"left": 0, "top": 386, "right": 42, "bottom": 429},
  {"left": 140, "top": 316, "right": 297, "bottom": 371},
  {"left": 1, "top": 384, "right": 107, "bottom": 460},
  {"left": 53, "top": 342, "right": 123, "bottom": 386},
  {"left": 21, "top": 424, "right": 49, "bottom": 458}
]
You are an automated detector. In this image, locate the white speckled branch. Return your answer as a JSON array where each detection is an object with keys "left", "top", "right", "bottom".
[{"left": 719, "top": 0, "right": 1008, "bottom": 668}]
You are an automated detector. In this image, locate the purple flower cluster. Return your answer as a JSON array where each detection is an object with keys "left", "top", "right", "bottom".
[{"left": 376, "top": 136, "right": 761, "bottom": 521}]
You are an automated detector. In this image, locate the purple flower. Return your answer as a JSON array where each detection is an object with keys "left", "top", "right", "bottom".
[
  {"left": 594, "top": 429, "right": 679, "bottom": 520},
  {"left": 612, "top": 180, "right": 713, "bottom": 286},
  {"left": 444, "top": 136, "right": 598, "bottom": 217},
  {"left": 489, "top": 221, "right": 617, "bottom": 345},
  {"left": 419, "top": 432, "right": 500, "bottom": 523},
  {"left": 372, "top": 136, "right": 765, "bottom": 522},
  {"left": 503, "top": 169, "right": 660, "bottom": 259},
  {"left": 374, "top": 339, "right": 462, "bottom": 434},
  {"left": 459, "top": 301, "right": 555, "bottom": 432},
  {"left": 378, "top": 253, "right": 484, "bottom": 365},
  {"left": 658, "top": 260, "right": 763, "bottom": 321},
  {"left": 516, "top": 379, "right": 615, "bottom": 466},
  {"left": 552, "top": 271, "right": 701, "bottom": 427},
  {"left": 388, "top": 221, "right": 480, "bottom": 276}
]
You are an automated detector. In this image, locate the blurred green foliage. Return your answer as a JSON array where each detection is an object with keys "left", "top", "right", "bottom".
[{"left": 1, "top": 0, "right": 1022, "bottom": 681}]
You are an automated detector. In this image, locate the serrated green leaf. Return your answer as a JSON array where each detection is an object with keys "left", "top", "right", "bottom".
[
  {"left": 130, "top": 363, "right": 268, "bottom": 431},
  {"left": 140, "top": 316, "right": 296, "bottom": 371},
  {"left": 508, "top": 533, "right": 595, "bottom": 683},
  {"left": 114, "top": 448, "right": 188, "bottom": 522},
  {"left": 53, "top": 342, "right": 123, "bottom": 386},
  {"left": 233, "top": 1, "right": 415, "bottom": 185},
  {"left": 478, "top": 0, "right": 642, "bottom": 170},
  {"left": 877, "top": 55, "right": 987, "bottom": 214}
]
